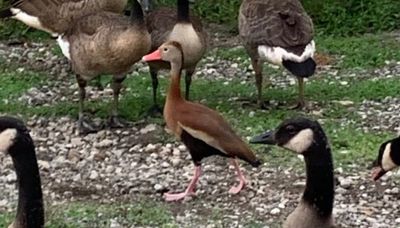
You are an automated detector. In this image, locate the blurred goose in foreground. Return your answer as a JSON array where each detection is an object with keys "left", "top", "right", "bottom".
[
  {"left": 0, "top": 116, "right": 44, "bottom": 228},
  {"left": 251, "top": 117, "right": 335, "bottom": 228},
  {"left": 239, "top": 0, "right": 316, "bottom": 109}
]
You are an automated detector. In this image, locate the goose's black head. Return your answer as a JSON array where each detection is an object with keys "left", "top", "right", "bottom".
[
  {"left": 0, "top": 116, "right": 33, "bottom": 156},
  {"left": 250, "top": 117, "right": 328, "bottom": 154},
  {"left": 371, "top": 137, "right": 400, "bottom": 181}
]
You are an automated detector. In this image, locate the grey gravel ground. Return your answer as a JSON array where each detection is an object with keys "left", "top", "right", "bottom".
[{"left": 1, "top": 31, "right": 400, "bottom": 227}]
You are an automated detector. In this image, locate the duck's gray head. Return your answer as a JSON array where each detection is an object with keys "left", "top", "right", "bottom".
[
  {"left": 371, "top": 137, "right": 400, "bottom": 181},
  {"left": 250, "top": 117, "right": 327, "bottom": 154}
]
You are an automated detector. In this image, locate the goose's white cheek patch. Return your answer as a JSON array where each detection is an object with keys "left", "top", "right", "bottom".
[
  {"left": 0, "top": 129, "right": 17, "bottom": 153},
  {"left": 283, "top": 129, "right": 314, "bottom": 153},
  {"left": 382, "top": 143, "right": 397, "bottom": 171}
]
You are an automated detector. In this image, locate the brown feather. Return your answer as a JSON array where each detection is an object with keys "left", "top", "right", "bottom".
[
  {"left": 239, "top": 0, "right": 314, "bottom": 50},
  {"left": 65, "top": 11, "right": 150, "bottom": 78},
  {"left": 8, "top": 0, "right": 127, "bottom": 34},
  {"left": 179, "top": 102, "right": 257, "bottom": 163},
  {"left": 145, "top": 6, "right": 207, "bottom": 69}
]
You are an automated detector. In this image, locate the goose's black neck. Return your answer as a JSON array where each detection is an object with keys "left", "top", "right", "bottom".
[
  {"left": 10, "top": 138, "right": 44, "bottom": 228},
  {"left": 177, "top": 0, "right": 190, "bottom": 22},
  {"left": 302, "top": 143, "right": 334, "bottom": 219},
  {"left": 131, "top": 0, "right": 145, "bottom": 24}
]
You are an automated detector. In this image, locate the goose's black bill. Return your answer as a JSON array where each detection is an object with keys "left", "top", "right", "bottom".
[{"left": 250, "top": 131, "right": 276, "bottom": 145}]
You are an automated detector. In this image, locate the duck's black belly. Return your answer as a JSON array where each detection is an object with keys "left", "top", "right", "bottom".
[{"left": 181, "top": 130, "right": 230, "bottom": 166}]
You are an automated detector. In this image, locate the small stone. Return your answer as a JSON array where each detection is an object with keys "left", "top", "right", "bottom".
[
  {"left": 145, "top": 144, "right": 157, "bottom": 152},
  {"left": 140, "top": 124, "right": 157, "bottom": 134},
  {"left": 154, "top": 184, "right": 163, "bottom": 191},
  {"left": 89, "top": 170, "right": 99, "bottom": 180},
  {"left": 270, "top": 208, "right": 280, "bottom": 215}
]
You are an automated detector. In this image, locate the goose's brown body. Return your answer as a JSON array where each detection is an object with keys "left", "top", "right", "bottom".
[
  {"left": 1, "top": 0, "right": 128, "bottom": 35},
  {"left": 66, "top": 12, "right": 151, "bottom": 79}
]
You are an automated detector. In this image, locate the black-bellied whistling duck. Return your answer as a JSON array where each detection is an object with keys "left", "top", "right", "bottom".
[
  {"left": 144, "top": 0, "right": 207, "bottom": 113},
  {"left": 239, "top": 0, "right": 316, "bottom": 109},
  {"left": 251, "top": 117, "right": 335, "bottom": 228},
  {"left": 371, "top": 136, "right": 400, "bottom": 181},
  {"left": 56, "top": 0, "right": 151, "bottom": 134},
  {"left": 143, "top": 41, "right": 261, "bottom": 201},
  {"left": 0, "top": 116, "right": 44, "bottom": 228},
  {"left": 0, "top": 0, "right": 127, "bottom": 37}
]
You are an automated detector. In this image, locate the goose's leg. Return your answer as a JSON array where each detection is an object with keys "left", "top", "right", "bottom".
[
  {"left": 252, "top": 58, "right": 270, "bottom": 109},
  {"left": 185, "top": 68, "right": 195, "bottom": 100},
  {"left": 229, "top": 159, "right": 247, "bottom": 194},
  {"left": 76, "top": 75, "right": 98, "bottom": 134},
  {"left": 164, "top": 165, "right": 201, "bottom": 201},
  {"left": 290, "top": 77, "right": 305, "bottom": 110},
  {"left": 107, "top": 75, "right": 128, "bottom": 128},
  {"left": 148, "top": 68, "right": 163, "bottom": 115}
]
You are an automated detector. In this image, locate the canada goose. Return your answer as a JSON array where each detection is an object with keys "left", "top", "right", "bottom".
[
  {"left": 57, "top": 0, "right": 151, "bottom": 134},
  {"left": 145, "top": 0, "right": 207, "bottom": 113},
  {"left": 251, "top": 117, "right": 334, "bottom": 228},
  {"left": 371, "top": 136, "right": 400, "bottom": 181},
  {"left": 0, "top": 0, "right": 128, "bottom": 36},
  {"left": 239, "top": 0, "right": 316, "bottom": 109},
  {"left": 143, "top": 41, "right": 261, "bottom": 201},
  {"left": 0, "top": 116, "right": 44, "bottom": 228}
]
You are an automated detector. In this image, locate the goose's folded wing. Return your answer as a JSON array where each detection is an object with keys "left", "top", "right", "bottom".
[{"left": 239, "top": 0, "right": 314, "bottom": 49}]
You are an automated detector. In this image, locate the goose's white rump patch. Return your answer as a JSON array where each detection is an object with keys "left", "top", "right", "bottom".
[
  {"left": 382, "top": 143, "right": 397, "bottom": 171},
  {"left": 57, "top": 36, "right": 71, "bottom": 60},
  {"left": 283, "top": 128, "right": 314, "bottom": 153},
  {"left": 258, "top": 40, "right": 315, "bottom": 65},
  {"left": 0, "top": 128, "right": 17, "bottom": 153}
]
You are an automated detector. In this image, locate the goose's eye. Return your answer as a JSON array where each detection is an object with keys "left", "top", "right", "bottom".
[{"left": 285, "top": 125, "right": 296, "bottom": 134}]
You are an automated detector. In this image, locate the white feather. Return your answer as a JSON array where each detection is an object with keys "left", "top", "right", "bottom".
[
  {"left": 57, "top": 36, "right": 71, "bottom": 60},
  {"left": 283, "top": 128, "right": 314, "bottom": 154},
  {"left": 382, "top": 143, "right": 397, "bottom": 171},
  {"left": 10, "top": 8, "right": 57, "bottom": 35},
  {"left": 0, "top": 129, "right": 17, "bottom": 153},
  {"left": 258, "top": 40, "right": 315, "bottom": 65}
]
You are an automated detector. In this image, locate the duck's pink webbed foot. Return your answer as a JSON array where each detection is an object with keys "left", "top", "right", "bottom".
[
  {"left": 164, "top": 165, "right": 201, "bottom": 202},
  {"left": 164, "top": 191, "right": 196, "bottom": 201},
  {"left": 228, "top": 159, "right": 247, "bottom": 194}
]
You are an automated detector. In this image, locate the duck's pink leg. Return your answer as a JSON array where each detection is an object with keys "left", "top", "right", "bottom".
[
  {"left": 229, "top": 159, "right": 247, "bottom": 194},
  {"left": 164, "top": 165, "right": 202, "bottom": 201}
]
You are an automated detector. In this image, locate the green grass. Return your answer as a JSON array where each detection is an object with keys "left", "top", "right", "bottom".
[
  {"left": 316, "top": 33, "right": 400, "bottom": 68},
  {"left": 0, "top": 201, "right": 176, "bottom": 227},
  {"left": 0, "top": 31, "right": 399, "bottom": 226}
]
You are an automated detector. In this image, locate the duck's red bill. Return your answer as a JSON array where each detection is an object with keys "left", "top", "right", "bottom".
[
  {"left": 142, "top": 50, "right": 161, "bottom": 62},
  {"left": 371, "top": 167, "right": 386, "bottom": 181}
]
